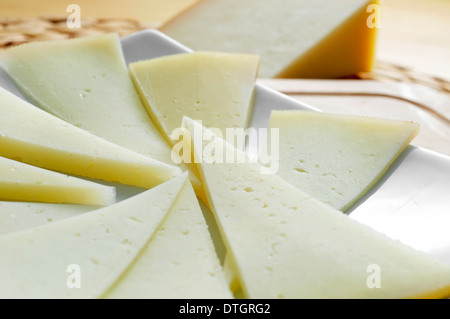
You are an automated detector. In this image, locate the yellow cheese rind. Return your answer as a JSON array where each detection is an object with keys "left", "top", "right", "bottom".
[
  {"left": 0, "top": 201, "right": 95, "bottom": 236},
  {"left": 130, "top": 51, "right": 259, "bottom": 142},
  {"left": 104, "top": 178, "right": 232, "bottom": 299},
  {"left": 0, "top": 33, "right": 200, "bottom": 191},
  {"left": 0, "top": 87, "right": 181, "bottom": 189},
  {"left": 160, "top": 0, "right": 378, "bottom": 78},
  {"left": 269, "top": 110, "right": 420, "bottom": 211},
  {"left": 0, "top": 156, "right": 116, "bottom": 206},
  {"left": 183, "top": 117, "right": 450, "bottom": 299},
  {"left": 0, "top": 173, "right": 187, "bottom": 299}
]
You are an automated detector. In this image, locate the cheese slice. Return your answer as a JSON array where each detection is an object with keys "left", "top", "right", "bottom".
[
  {"left": 129, "top": 52, "right": 259, "bottom": 142},
  {"left": 104, "top": 178, "right": 232, "bottom": 299},
  {"left": 0, "top": 201, "right": 95, "bottom": 236},
  {"left": 269, "top": 110, "right": 420, "bottom": 212},
  {"left": 0, "top": 33, "right": 200, "bottom": 192},
  {"left": 0, "top": 87, "right": 180, "bottom": 189},
  {"left": 160, "top": 0, "right": 379, "bottom": 78},
  {"left": 182, "top": 117, "right": 450, "bottom": 299},
  {"left": 0, "top": 156, "right": 115, "bottom": 206},
  {"left": 0, "top": 173, "right": 187, "bottom": 299}
]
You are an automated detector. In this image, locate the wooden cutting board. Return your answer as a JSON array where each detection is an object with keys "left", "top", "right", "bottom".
[{"left": 258, "top": 79, "right": 450, "bottom": 157}]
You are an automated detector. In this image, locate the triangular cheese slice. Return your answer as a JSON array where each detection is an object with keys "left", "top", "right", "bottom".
[
  {"left": 0, "top": 201, "right": 95, "bottom": 236},
  {"left": 182, "top": 117, "right": 450, "bottom": 299},
  {"left": 129, "top": 51, "right": 259, "bottom": 143},
  {"left": 0, "top": 87, "right": 180, "bottom": 189},
  {"left": 0, "top": 156, "right": 115, "bottom": 206},
  {"left": 0, "top": 173, "right": 187, "bottom": 299},
  {"left": 269, "top": 110, "right": 420, "bottom": 211},
  {"left": 159, "top": 0, "right": 378, "bottom": 78},
  {"left": 0, "top": 33, "right": 200, "bottom": 192},
  {"left": 104, "top": 178, "right": 232, "bottom": 299}
]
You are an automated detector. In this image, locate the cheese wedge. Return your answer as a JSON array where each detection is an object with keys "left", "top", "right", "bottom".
[
  {"left": 182, "top": 117, "right": 450, "bottom": 299},
  {"left": 104, "top": 178, "right": 232, "bottom": 299},
  {"left": 269, "top": 110, "right": 420, "bottom": 212},
  {"left": 0, "top": 33, "right": 200, "bottom": 191},
  {"left": 0, "top": 156, "right": 115, "bottom": 206},
  {"left": 130, "top": 52, "right": 259, "bottom": 143},
  {"left": 0, "top": 173, "right": 187, "bottom": 299},
  {"left": 0, "top": 87, "right": 180, "bottom": 189},
  {"left": 0, "top": 202, "right": 95, "bottom": 236},
  {"left": 160, "top": 0, "right": 379, "bottom": 78}
]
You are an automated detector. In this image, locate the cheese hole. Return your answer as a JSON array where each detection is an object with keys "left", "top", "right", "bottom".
[
  {"left": 243, "top": 187, "right": 254, "bottom": 192},
  {"left": 294, "top": 168, "right": 308, "bottom": 174}
]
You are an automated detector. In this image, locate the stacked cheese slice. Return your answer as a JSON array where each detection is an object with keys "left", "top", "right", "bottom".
[
  {"left": 182, "top": 117, "right": 450, "bottom": 299},
  {"left": 0, "top": 174, "right": 232, "bottom": 299}
]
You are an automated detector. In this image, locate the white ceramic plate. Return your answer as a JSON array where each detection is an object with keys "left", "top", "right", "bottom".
[{"left": 1, "top": 29, "right": 449, "bottom": 266}]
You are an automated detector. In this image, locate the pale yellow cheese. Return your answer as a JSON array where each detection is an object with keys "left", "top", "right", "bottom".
[
  {"left": 0, "top": 87, "right": 181, "bottom": 189},
  {"left": 0, "top": 173, "right": 187, "bottom": 299},
  {"left": 269, "top": 110, "right": 420, "bottom": 212},
  {"left": 160, "top": 0, "right": 379, "bottom": 78},
  {"left": 0, "top": 201, "right": 95, "bottom": 236},
  {"left": 130, "top": 52, "right": 259, "bottom": 142},
  {"left": 0, "top": 33, "right": 200, "bottom": 191},
  {"left": 104, "top": 178, "right": 232, "bottom": 299},
  {"left": 0, "top": 156, "right": 115, "bottom": 206},
  {"left": 183, "top": 117, "right": 450, "bottom": 299}
]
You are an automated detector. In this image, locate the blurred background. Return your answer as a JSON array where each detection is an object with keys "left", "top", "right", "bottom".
[{"left": 0, "top": 0, "right": 449, "bottom": 155}]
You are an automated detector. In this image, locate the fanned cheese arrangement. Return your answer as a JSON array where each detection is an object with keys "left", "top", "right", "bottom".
[{"left": 0, "top": 32, "right": 450, "bottom": 299}]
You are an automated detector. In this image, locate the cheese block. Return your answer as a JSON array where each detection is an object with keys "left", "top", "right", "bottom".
[
  {"left": 160, "top": 0, "right": 379, "bottom": 78},
  {"left": 182, "top": 116, "right": 450, "bottom": 299},
  {"left": 0, "top": 173, "right": 187, "bottom": 299},
  {"left": 104, "top": 178, "right": 232, "bottom": 299},
  {"left": 0, "top": 33, "right": 200, "bottom": 192},
  {"left": 269, "top": 110, "right": 420, "bottom": 212},
  {"left": 0, "top": 202, "right": 95, "bottom": 236},
  {"left": 129, "top": 52, "right": 259, "bottom": 143},
  {"left": 0, "top": 87, "right": 181, "bottom": 189},
  {"left": 0, "top": 156, "right": 115, "bottom": 205}
]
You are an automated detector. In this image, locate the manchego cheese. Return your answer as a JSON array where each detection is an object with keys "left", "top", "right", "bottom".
[
  {"left": 0, "top": 156, "right": 115, "bottom": 206},
  {"left": 0, "top": 201, "right": 95, "bottom": 236},
  {"left": 183, "top": 116, "right": 450, "bottom": 299},
  {"left": 0, "top": 86, "right": 181, "bottom": 189},
  {"left": 104, "top": 177, "right": 232, "bottom": 299},
  {"left": 130, "top": 51, "right": 259, "bottom": 142},
  {"left": 269, "top": 110, "right": 420, "bottom": 212},
  {"left": 0, "top": 33, "right": 200, "bottom": 192},
  {"left": 0, "top": 173, "right": 187, "bottom": 299},
  {"left": 160, "top": 0, "right": 379, "bottom": 78}
]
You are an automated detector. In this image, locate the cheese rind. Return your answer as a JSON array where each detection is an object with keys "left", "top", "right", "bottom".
[
  {"left": 0, "top": 156, "right": 115, "bottom": 205},
  {"left": 130, "top": 51, "right": 259, "bottom": 142},
  {"left": 104, "top": 178, "right": 232, "bottom": 299},
  {"left": 0, "top": 87, "right": 181, "bottom": 189},
  {"left": 0, "top": 201, "right": 95, "bottom": 236},
  {"left": 160, "top": 0, "right": 378, "bottom": 78},
  {"left": 0, "top": 173, "right": 187, "bottom": 299},
  {"left": 183, "top": 117, "right": 450, "bottom": 299},
  {"left": 0, "top": 33, "right": 200, "bottom": 191},
  {"left": 269, "top": 110, "right": 420, "bottom": 211}
]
